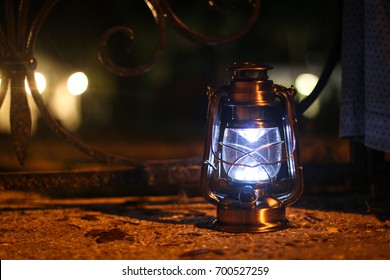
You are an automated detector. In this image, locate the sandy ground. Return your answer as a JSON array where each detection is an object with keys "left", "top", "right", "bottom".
[{"left": 0, "top": 190, "right": 389, "bottom": 260}]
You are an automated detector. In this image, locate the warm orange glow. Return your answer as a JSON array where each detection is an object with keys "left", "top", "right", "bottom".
[{"left": 49, "top": 81, "right": 82, "bottom": 131}]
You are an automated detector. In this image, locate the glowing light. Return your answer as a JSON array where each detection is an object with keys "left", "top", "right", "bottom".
[
  {"left": 0, "top": 83, "right": 40, "bottom": 134},
  {"left": 49, "top": 81, "right": 81, "bottom": 131},
  {"left": 295, "top": 73, "right": 319, "bottom": 96},
  {"left": 67, "top": 72, "right": 88, "bottom": 95},
  {"left": 25, "top": 72, "right": 46, "bottom": 94},
  {"left": 236, "top": 128, "right": 265, "bottom": 143},
  {"left": 222, "top": 127, "right": 282, "bottom": 183}
]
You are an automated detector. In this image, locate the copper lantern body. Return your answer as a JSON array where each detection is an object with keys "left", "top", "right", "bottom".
[{"left": 201, "top": 62, "right": 303, "bottom": 233}]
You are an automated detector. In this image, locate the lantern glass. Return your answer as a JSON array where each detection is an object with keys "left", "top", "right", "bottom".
[{"left": 221, "top": 127, "right": 282, "bottom": 184}]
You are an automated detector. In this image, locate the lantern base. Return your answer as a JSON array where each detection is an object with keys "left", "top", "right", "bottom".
[{"left": 214, "top": 206, "right": 289, "bottom": 233}]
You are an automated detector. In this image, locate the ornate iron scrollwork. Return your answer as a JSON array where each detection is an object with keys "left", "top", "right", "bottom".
[
  {"left": 0, "top": 0, "right": 260, "bottom": 167},
  {"left": 0, "top": 0, "right": 60, "bottom": 164}
]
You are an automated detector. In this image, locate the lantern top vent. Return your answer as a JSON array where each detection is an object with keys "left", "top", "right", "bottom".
[
  {"left": 228, "top": 62, "right": 273, "bottom": 81},
  {"left": 226, "top": 62, "right": 274, "bottom": 105}
]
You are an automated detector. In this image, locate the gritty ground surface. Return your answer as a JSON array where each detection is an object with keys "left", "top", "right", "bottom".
[{"left": 0, "top": 190, "right": 389, "bottom": 260}]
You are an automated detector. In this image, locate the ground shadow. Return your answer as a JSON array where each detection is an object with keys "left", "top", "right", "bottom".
[{"left": 294, "top": 192, "right": 390, "bottom": 222}]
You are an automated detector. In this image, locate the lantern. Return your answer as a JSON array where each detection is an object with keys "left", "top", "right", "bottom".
[{"left": 201, "top": 62, "right": 303, "bottom": 232}]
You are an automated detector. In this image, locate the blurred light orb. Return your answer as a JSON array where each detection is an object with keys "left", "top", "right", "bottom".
[
  {"left": 295, "top": 73, "right": 319, "bottom": 96},
  {"left": 67, "top": 72, "right": 88, "bottom": 95},
  {"left": 25, "top": 72, "right": 46, "bottom": 94}
]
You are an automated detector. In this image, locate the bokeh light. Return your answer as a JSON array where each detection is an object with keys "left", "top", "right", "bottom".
[
  {"left": 295, "top": 73, "right": 319, "bottom": 96},
  {"left": 25, "top": 72, "right": 47, "bottom": 94},
  {"left": 67, "top": 72, "right": 88, "bottom": 95}
]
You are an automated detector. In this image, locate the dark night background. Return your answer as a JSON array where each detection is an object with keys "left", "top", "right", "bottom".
[
  {"left": 0, "top": 0, "right": 346, "bottom": 171},
  {"left": 32, "top": 0, "right": 340, "bottom": 140}
]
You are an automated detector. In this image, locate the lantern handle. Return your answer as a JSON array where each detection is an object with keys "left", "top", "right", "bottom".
[
  {"left": 201, "top": 85, "right": 229, "bottom": 205},
  {"left": 273, "top": 84, "right": 304, "bottom": 206}
]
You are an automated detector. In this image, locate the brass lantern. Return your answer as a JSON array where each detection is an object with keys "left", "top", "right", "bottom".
[{"left": 201, "top": 62, "right": 303, "bottom": 233}]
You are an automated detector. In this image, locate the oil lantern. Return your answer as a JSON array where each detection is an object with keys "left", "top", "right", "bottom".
[{"left": 201, "top": 62, "right": 303, "bottom": 232}]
